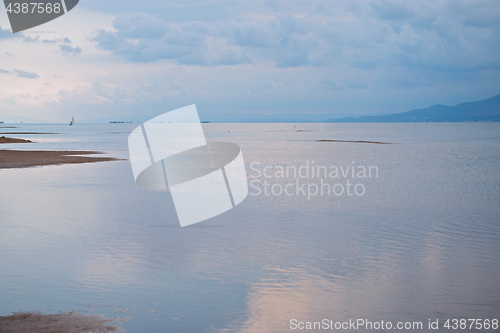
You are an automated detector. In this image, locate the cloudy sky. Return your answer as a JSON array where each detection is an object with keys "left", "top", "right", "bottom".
[{"left": 0, "top": 0, "right": 499, "bottom": 121}]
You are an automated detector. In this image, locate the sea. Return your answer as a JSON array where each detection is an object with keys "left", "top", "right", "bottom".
[{"left": 0, "top": 123, "right": 499, "bottom": 332}]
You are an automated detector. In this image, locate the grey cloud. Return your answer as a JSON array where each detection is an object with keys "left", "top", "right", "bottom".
[
  {"left": 42, "top": 37, "right": 72, "bottom": 44},
  {"left": 14, "top": 69, "right": 39, "bottom": 78},
  {"left": 24, "top": 36, "right": 40, "bottom": 43},
  {"left": 0, "top": 69, "right": 10, "bottom": 74},
  {"left": 59, "top": 45, "right": 82, "bottom": 55},
  {"left": 92, "top": 16, "right": 250, "bottom": 66},
  {"left": 408, "top": 17, "right": 437, "bottom": 31},
  {"left": 0, "top": 25, "right": 22, "bottom": 40},
  {"left": 90, "top": 1, "right": 500, "bottom": 71},
  {"left": 232, "top": 20, "right": 279, "bottom": 47},
  {"left": 370, "top": 2, "right": 415, "bottom": 21},
  {"left": 346, "top": 80, "right": 369, "bottom": 89},
  {"left": 114, "top": 12, "right": 169, "bottom": 39},
  {"left": 4, "top": 52, "right": 13, "bottom": 56},
  {"left": 92, "top": 13, "right": 320, "bottom": 67},
  {"left": 322, "top": 79, "right": 344, "bottom": 90}
]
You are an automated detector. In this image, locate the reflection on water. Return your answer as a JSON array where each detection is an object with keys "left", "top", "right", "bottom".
[{"left": 1, "top": 123, "right": 499, "bottom": 332}]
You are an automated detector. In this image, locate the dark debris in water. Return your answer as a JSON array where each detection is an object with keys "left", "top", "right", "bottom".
[{"left": 316, "top": 140, "right": 393, "bottom": 144}]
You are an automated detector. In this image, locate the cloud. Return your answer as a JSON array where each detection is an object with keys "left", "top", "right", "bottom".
[
  {"left": 0, "top": 69, "right": 10, "bottom": 74},
  {"left": 370, "top": 1, "right": 414, "bottom": 21},
  {"left": 92, "top": 13, "right": 260, "bottom": 66},
  {"left": 322, "top": 79, "right": 344, "bottom": 90},
  {"left": 3, "top": 52, "right": 13, "bottom": 56},
  {"left": 22, "top": 36, "right": 73, "bottom": 45},
  {"left": 0, "top": 25, "right": 22, "bottom": 40},
  {"left": 43, "top": 37, "right": 72, "bottom": 44},
  {"left": 59, "top": 45, "right": 82, "bottom": 55},
  {"left": 113, "top": 12, "right": 169, "bottom": 39},
  {"left": 89, "top": 1, "right": 500, "bottom": 71},
  {"left": 24, "top": 36, "right": 40, "bottom": 43},
  {"left": 92, "top": 16, "right": 251, "bottom": 66},
  {"left": 13, "top": 69, "right": 40, "bottom": 78},
  {"left": 91, "top": 13, "right": 322, "bottom": 67},
  {"left": 345, "top": 80, "right": 369, "bottom": 89},
  {"left": 2, "top": 0, "right": 499, "bottom": 119},
  {"left": 56, "top": 82, "right": 131, "bottom": 105}
]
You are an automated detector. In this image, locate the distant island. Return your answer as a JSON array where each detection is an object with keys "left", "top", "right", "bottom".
[{"left": 328, "top": 94, "right": 500, "bottom": 123}]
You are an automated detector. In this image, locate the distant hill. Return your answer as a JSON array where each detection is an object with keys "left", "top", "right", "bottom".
[{"left": 328, "top": 94, "right": 500, "bottom": 122}]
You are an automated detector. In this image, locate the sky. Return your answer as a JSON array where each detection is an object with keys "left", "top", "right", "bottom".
[{"left": 0, "top": 0, "right": 499, "bottom": 122}]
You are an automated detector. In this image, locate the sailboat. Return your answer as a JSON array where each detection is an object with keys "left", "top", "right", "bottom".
[{"left": 69, "top": 116, "right": 75, "bottom": 126}]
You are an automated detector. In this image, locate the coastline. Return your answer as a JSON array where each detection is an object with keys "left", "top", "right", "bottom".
[
  {"left": 0, "top": 149, "right": 123, "bottom": 169},
  {"left": 0, "top": 136, "right": 123, "bottom": 169},
  {"left": 0, "top": 137, "right": 33, "bottom": 144}
]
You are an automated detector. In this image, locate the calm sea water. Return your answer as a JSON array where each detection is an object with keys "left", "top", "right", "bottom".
[{"left": 0, "top": 123, "right": 499, "bottom": 332}]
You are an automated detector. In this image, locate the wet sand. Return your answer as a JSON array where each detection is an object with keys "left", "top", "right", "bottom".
[
  {"left": 0, "top": 137, "right": 33, "bottom": 144},
  {"left": 0, "top": 134, "right": 123, "bottom": 169},
  {"left": 0, "top": 150, "right": 122, "bottom": 169},
  {"left": 0, "top": 132, "right": 59, "bottom": 135},
  {"left": 0, "top": 311, "right": 127, "bottom": 333}
]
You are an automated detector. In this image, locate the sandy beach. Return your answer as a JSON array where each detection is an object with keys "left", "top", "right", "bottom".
[{"left": 0, "top": 136, "right": 122, "bottom": 169}]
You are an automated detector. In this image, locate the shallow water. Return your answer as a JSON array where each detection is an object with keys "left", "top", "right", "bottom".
[{"left": 1, "top": 123, "right": 499, "bottom": 332}]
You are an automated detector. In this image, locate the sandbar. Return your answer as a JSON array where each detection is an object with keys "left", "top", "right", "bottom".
[
  {"left": 316, "top": 139, "right": 392, "bottom": 144},
  {"left": 0, "top": 132, "right": 59, "bottom": 135},
  {"left": 0, "top": 149, "right": 122, "bottom": 169},
  {"left": 0, "top": 311, "right": 126, "bottom": 333},
  {"left": 0, "top": 136, "right": 33, "bottom": 144}
]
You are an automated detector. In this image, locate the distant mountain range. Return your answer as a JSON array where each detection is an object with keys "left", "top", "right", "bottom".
[
  {"left": 3, "top": 94, "right": 499, "bottom": 123},
  {"left": 328, "top": 94, "right": 500, "bottom": 122}
]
